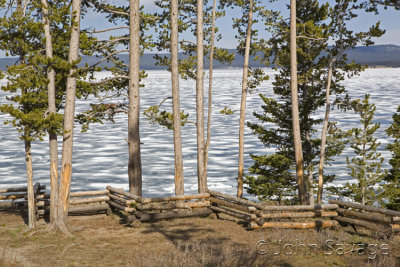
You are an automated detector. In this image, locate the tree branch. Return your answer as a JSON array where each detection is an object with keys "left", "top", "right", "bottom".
[
  {"left": 87, "top": 75, "right": 129, "bottom": 85},
  {"left": 89, "top": 26, "right": 129, "bottom": 34}
]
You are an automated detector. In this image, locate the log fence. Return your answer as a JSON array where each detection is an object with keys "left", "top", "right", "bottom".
[
  {"left": 329, "top": 200, "right": 400, "bottom": 234},
  {"left": 2, "top": 184, "right": 400, "bottom": 234}
]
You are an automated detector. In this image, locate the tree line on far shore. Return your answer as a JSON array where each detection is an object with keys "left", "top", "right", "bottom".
[{"left": 0, "top": 0, "right": 399, "bottom": 234}]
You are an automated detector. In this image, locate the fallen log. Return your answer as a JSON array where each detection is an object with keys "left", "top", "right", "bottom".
[
  {"left": 108, "top": 193, "right": 137, "bottom": 206},
  {"left": 337, "top": 208, "right": 392, "bottom": 224},
  {"left": 329, "top": 200, "right": 400, "bottom": 217},
  {"left": 68, "top": 203, "right": 110, "bottom": 214},
  {"left": 210, "top": 197, "right": 255, "bottom": 213},
  {"left": 107, "top": 200, "right": 136, "bottom": 213},
  {"left": 106, "top": 186, "right": 142, "bottom": 202},
  {"left": 69, "top": 196, "right": 110, "bottom": 205},
  {"left": 208, "top": 190, "right": 263, "bottom": 209},
  {"left": 335, "top": 216, "right": 387, "bottom": 232},
  {"left": 0, "top": 185, "right": 46, "bottom": 194},
  {"left": 209, "top": 206, "right": 255, "bottom": 221},
  {"left": 70, "top": 190, "right": 109, "bottom": 197},
  {"left": 180, "top": 201, "right": 211, "bottom": 209},
  {"left": 127, "top": 208, "right": 212, "bottom": 223},
  {"left": 252, "top": 220, "right": 339, "bottom": 229},
  {"left": 140, "top": 193, "right": 210, "bottom": 204},
  {"left": 258, "top": 211, "right": 338, "bottom": 219}
]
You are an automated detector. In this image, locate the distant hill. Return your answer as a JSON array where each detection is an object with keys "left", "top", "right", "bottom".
[{"left": 1, "top": 44, "right": 400, "bottom": 71}]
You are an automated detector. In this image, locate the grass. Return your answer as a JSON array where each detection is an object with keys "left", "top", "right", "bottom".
[{"left": 0, "top": 210, "right": 399, "bottom": 267}]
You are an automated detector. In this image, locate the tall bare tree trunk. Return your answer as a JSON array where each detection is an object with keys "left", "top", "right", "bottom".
[
  {"left": 171, "top": 0, "right": 184, "bottom": 196},
  {"left": 25, "top": 140, "right": 35, "bottom": 228},
  {"left": 204, "top": 0, "right": 217, "bottom": 178},
  {"left": 237, "top": 0, "right": 254, "bottom": 198},
  {"left": 57, "top": 0, "right": 81, "bottom": 233},
  {"left": 196, "top": 0, "right": 206, "bottom": 193},
  {"left": 317, "top": 62, "right": 333, "bottom": 204},
  {"left": 128, "top": 0, "right": 142, "bottom": 196},
  {"left": 41, "top": 0, "right": 59, "bottom": 225},
  {"left": 290, "top": 0, "right": 306, "bottom": 204}
]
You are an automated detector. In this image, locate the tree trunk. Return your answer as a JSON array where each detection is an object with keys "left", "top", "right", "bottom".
[
  {"left": 171, "top": 0, "right": 184, "bottom": 196},
  {"left": 128, "top": 0, "right": 142, "bottom": 196},
  {"left": 237, "top": 0, "right": 254, "bottom": 198},
  {"left": 317, "top": 62, "right": 333, "bottom": 204},
  {"left": 25, "top": 140, "right": 35, "bottom": 228},
  {"left": 290, "top": 0, "right": 306, "bottom": 204},
  {"left": 204, "top": 0, "right": 217, "bottom": 179},
  {"left": 41, "top": 0, "right": 59, "bottom": 226},
  {"left": 196, "top": 0, "right": 206, "bottom": 193},
  {"left": 56, "top": 0, "right": 81, "bottom": 233}
]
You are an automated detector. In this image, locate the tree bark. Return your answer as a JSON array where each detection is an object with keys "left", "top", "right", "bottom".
[
  {"left": 41, "top": 0, "right": 59, "bottom": 226},
  {"left": 317, "top": 63, "right": 333, "bottom": 204},
  {"left": 128, "top": 0, "right": 142, "bottom": 196},
  {"left": 204, "top": 0, "right": 217, "bottom": 179},
  {"left": 25, "top": 140, "right": 35, "bottom": 228},
  {"left": 171, "top": 0, "right": 184, "bottom": 196},
  {"left": 196, "top": 0, "right": 206, "bottom": 193},
  {"left": 290, "top": 0, "right": 306, "bottom": 204},
  {"left": 57, "top": 0, "right": 81, "bottom": 234},
  {"left": 237, "top": 0, "right": 254, "bottom": 198}
]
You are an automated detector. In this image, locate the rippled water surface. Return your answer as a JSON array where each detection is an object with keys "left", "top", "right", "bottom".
[{"left": 1, "top": 68, "right": 399, "bottom": 197}]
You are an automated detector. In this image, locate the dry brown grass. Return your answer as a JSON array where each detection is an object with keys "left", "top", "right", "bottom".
[{"left": 0, "top": 210, "right": 399, "bottom": 267}]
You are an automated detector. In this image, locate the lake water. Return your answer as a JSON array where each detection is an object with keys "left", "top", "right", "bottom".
[{"left": 1, "top": 68, "right": 399, "bottom": 198}]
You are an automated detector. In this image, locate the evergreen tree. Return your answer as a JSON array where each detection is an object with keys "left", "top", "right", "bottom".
[
  {"left": 344, "top": 94, "right": 385, "bottom": 206},
  {"left": 383, "top": 106, "right": 400, "bottom": 210},
  {"left": 245, "top": 0, "right": 382, "bottom": 204}
]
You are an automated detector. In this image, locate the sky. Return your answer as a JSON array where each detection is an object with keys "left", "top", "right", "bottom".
[
  {"left": 82, "top": 0, "right": 400, "bottom": 50},
  {"left": 1, "top": 0, "right": 399, "bottom": 57}
]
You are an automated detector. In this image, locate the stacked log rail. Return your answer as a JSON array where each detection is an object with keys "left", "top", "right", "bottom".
[
  {"left": 208, "top": 190, "right": 339, "bottom": 229},
  {"left": 329, "top": 200, "right": 400, "bottom": 233},
  {"left": 67, "top": 190, "right": 110, "bottom": 215},
  {"left": 0, "top": 183, "right": 47, "bottom": 220},
  {"left": 106, "top": 186, "right": 212, "bottom": 224}
]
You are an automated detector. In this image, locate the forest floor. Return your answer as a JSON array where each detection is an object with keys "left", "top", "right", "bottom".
[{"left": 0, "top": 209, "right": 400, "bottom": 267}]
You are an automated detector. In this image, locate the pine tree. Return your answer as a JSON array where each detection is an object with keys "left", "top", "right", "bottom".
[
  {"left": 383, "top": 106, "right": 400, "bottom": 210},
  {"left": 344, "top": 94, "right": 385, "bottom": 206},
  {"left": 245, "top": 0, "right": 382, "bottom": 204}
]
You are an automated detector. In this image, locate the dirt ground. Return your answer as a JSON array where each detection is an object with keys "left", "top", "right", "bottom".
[{"left": 0, "top": 209, "right": 400, "bottom": 267}]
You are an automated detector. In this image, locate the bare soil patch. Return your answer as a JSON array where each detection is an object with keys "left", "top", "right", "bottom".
[{"left": 0, "top": 209, "right": 399, "bottom": 267}]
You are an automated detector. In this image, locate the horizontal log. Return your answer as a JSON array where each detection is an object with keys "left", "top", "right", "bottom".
[
  {"left": 0, "top": 193, "right": 27, "bottom": 200},
  {"left": 181, "top": 201, "right": 211, "bottom": 209},
  {"left": 329, "top": 200, "right": 400, "bottom": 217},
  {"left": 391, "top": 224, "right": 400, "bottom": 232},
  {"left": 35, "top": 194, "right": 50, "bottom": 200},
  {"left": 393, "top": 216, "right": 400, "bottom": 223},
  {"left": 141, "top": 193, "right": 210, "bottom": 204},
  {"left": 337, "top": 208, "right": 392, "bottom": 224},
  {"left": 252, "top": 220, "right": 339, "bottom": 229},
  {"left": 335, "top": 216, "right": 387, "bottom": 232},
  {"left": 68, "top": 203, "right": 110, "bottom": 214},
  {"left": 138, "top": 200, "right": 211, "bottom": 211},
  {"left": 108, "top": 193, "right": 137, "bottom": 206},
  {"left": 258, "top": 211, "right": 338, "bottom": 219},
  {"left": 210, "top": 197, "right": 255, "bottom": 213},
  {"left": 208, "top": 190, "right": 263, "bottom": 209},
  {"left": 70, "top": 190, "right": 109, "bottom": 197},
  {"left": 128, "top": 208, "right": 212, "bottom": 223},
  {"left": 209, "top": 206, "right": 255, "bottom": 221},
  {"left": 106, "top": 186, "right": 142, "bottom": 202},
  {"left": 261, "top": 204, "right": 338, "bottom": 212},
  {"left": 0, "top": 185, "right": 46, "bottom": 194},
  {"left": 0, "top": 201, "right": 26, "bottom": 208},
  {"left": 107, "top": 200, "right": 136, "bottom": 213},
  {"left": 69, "top": 196, "right": 110, "bottom": 205}
]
